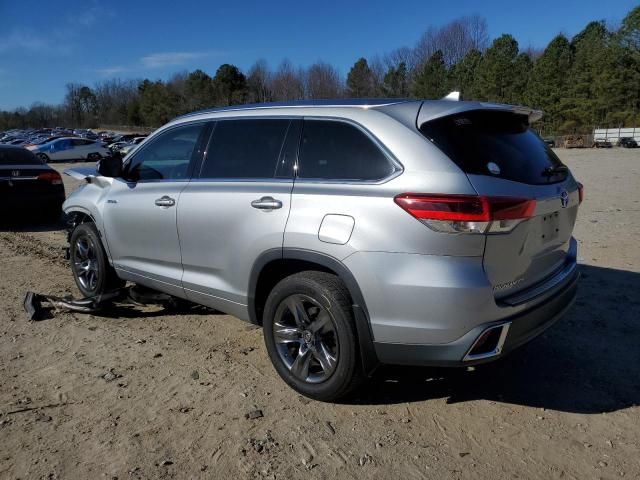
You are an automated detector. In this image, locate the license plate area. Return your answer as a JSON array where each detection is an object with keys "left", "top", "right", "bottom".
[{"left": 540, "top": 211, "right": 560, "bottom": 243}]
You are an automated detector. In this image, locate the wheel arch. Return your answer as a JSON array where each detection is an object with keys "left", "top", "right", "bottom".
[
  {"left": 249, "top": 248, "right": 379, "bottom": 375},
  {"left": 64, "top": 208, "right": 114, "bottom": 265}
]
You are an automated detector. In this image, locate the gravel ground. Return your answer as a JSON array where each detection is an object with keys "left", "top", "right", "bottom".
[{"left": 0, "top": 149, "right": 639, "bottom": 479}]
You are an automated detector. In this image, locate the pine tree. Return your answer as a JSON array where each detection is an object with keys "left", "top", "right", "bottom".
[
  {"left": 476, "top": 34, "right": 522, "bottom": 103},
  {"left": 382, "top": 62, "right": 409, "bottom": 97},
  {"left": 213, "top": 64, "right": 247, "bottom": 106},
  {"left": 525, "top": 35, "right": 573, "bottom": 133},
  {"left": 346, "top": 58, "right": 376, "bottom": 97},
  {"left": 449, "top": 48, "right": 482, "bottom": 99},
  {"left": 411, "top": 50, "right": 448, "bottom": 99},
  {"left": 185, "top": 69, "right": 215, "bottom": 110},
  {"left": 563, "top": 22, "right": 609, "bottom": 129}
]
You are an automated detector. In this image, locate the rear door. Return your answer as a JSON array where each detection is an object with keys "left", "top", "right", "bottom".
[
  {"left": 420, "top": 109, "right": 580, "bottom": 298},
  {"left": 177, "top": 118, "right": 299, "bottom": 318},
  {"left": 49, "top": 139, "right": 73, "bottom": 161}
]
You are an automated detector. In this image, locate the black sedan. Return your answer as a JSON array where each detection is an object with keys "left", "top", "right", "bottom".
[
  {"left": 0, "top": 146, "right": 65, "bottom": 221},
  {"left": 619, "top": 137, "right": 638, "bottom": 148}
]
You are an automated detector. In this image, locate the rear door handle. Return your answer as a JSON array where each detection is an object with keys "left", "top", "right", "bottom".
[
  {"left": 155, "top": 195, "right": 176, "bottom": 208},
  {"left": 251, "top": 196, "right": 282, "bottom": 210}
]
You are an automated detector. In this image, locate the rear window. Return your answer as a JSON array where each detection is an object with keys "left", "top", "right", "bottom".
[
  {"left": 420, "top": 110, "right": 567, "bottom": 184},
  {"left": 298, "top": 120, "right": 394, "bottom": 181},
  {"left": 0, "top": 147, "right": 42, "bottom": 165}
]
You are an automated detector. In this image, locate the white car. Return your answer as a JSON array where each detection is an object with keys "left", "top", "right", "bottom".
[{"left": 28, "top": 137, "right": 110, "bottom": 163}]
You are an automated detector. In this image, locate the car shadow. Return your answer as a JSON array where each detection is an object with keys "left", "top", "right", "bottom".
[
  {"left": 93, "top": 302, "right": 218, "bottom": 319},
  {"left": 0, "top": 216, "right": 65, "bottom": 233},
  {"left": 351, "top": 264, "right": 640, "bottom": 414}
]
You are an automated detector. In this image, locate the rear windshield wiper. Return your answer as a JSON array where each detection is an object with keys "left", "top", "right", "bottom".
[{"left": 542, "top": 164, "right": 568, "bottom": 177}]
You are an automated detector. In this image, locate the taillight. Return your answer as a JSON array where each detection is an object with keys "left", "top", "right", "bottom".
[
  {"left": 577, "top": 182, "right": 584, "bottom": 204},
  {"left": 37, "top": 171, "right": 63, "bottom": 185},
  {"left": 394, "top": 193, "right": 536, "bottom": 234}
]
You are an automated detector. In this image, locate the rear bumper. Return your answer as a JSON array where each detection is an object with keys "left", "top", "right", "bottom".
[
  {"left": 0, "top": 190, "right": 65, "bottom": 211},
  {"left": 373, "top": 266, "right": 579, "bottom": 367}
]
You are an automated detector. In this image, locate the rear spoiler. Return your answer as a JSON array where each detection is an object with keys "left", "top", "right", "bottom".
[{"left": 418, "top": 99, "right": 543, "bottom": 126}]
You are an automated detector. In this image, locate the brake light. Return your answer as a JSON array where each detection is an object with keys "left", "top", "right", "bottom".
[
  {"left": 577, "top": 182, "right": 584, "bottom": 204},
  {"left": 37, "top": 171, "right": 63, "bottom": 185},
  {"left": 394, "top": 194, "right": 536, "bottom": 234}
]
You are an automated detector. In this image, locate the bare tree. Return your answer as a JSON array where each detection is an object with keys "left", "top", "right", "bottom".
[
  {"left": 247, "top": 59, "right": 272, "bottom": 103},
  {"left": 368, "top": 55, "right": 386, "bottom": 96},
  {"left": 94, "top": 79, "right": 141, "bottom": 124},
  {"left": 384, "top": 46, "right": 419, "bottom": 74},
  {"left": 270, "top": 60, "right": 304, "bottom": 101},
  {"left": 304, "top": 61, "right": 343, "bottom": 98},
  {"left": 414, "top": 15, "right": 489, "bottom": 67},
  {"left": 466, "top": 14, "right": 490, "bottom": 51}
]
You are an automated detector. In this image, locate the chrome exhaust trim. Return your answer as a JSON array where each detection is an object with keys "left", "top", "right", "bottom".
[{"left": 463, "top": 322, "right": 511, "bottom": 362}]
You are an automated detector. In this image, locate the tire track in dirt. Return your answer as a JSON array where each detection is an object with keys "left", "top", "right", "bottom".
[{"left": 0, "top": 231, "right": 68, "bottom": 268}]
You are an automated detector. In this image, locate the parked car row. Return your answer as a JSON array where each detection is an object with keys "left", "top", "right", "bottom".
[
  {"left": 593, "top": 137, "right": 639, "bottom": 148},
  {"left": 0, "top": 127, "right": 149, "bottom": 163},
  {"left": 107, "top": 135, "right": 148, "bottom": 156},
  {"left": 543, "top": 136, "right": 639, "bottom": 149}
]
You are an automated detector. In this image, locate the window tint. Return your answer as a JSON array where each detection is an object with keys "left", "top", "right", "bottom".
[
  {"left": 56, "top": 139, "right": 71, "bottom": 150},
  {"left": 420, "top": 110, "right": 567, "bottom": 185},
  {"left": 0, "top": 147, "right": 42, "bottom": 165},
  {"left": 275, "top": 120, "right": 302, "bottom": 178},
  {"left": 127, "top": 123, "right": 204, "bottom": 181},
  {"left": 297, "top": 120, "right": 393, "bottom": 181},
  {"left": 200, "top": 119, "right": 290, "bottom": 179},
  {"left": 72, "top": 139, "right": 92, "bottom": 146}
]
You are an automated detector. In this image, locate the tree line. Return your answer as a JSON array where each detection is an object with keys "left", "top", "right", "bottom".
[{"left": 2, "top": 7, "right": 639, "bottom": 135}]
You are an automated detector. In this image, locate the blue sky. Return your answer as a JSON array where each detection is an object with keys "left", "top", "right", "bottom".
[{"left": 0, "top": 0, "right": 636, "bottom": 109}]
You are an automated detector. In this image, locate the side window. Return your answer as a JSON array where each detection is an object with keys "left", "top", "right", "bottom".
[
  {"left": 200, "top": 119, "right": 290, "bottom": 179},
  {"left": 298, "top": 120, "right": 394, "bottom": 181},
  {"left": 126, "top": 123, "right": 204, "bottom": 181}
]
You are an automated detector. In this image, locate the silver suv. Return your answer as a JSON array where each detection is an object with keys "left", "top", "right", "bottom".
[{"left": 63, "top": 99, "right": 582, "bottom": 401}]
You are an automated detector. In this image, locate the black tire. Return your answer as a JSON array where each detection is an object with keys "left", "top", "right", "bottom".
[
  {"left": 87, "top": 152, "right": 102, "bottom": 162},
  {"left": 37, "top": 153, "right": 50, "bottom": 163},
  {"left": 263, "top": 271, "right": 364, "bottom": 401},
  {"left": 69, "top": 222, "right": 124, "bottom": 297}
]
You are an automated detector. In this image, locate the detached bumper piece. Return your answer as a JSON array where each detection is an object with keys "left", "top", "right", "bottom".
[
  {"left": 23, "top": 290, "right": 126, "bottom": 320},
  {"left": 22, "top": 285, "right": 188, "bottom": 321}
]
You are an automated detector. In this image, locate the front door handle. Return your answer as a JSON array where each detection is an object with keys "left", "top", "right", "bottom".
[
  {"left": 251, "top": 196, "right": 283, "bottom": 210},
  {"left": 155, "top": 195, "right": 176, "bottom": 208}
]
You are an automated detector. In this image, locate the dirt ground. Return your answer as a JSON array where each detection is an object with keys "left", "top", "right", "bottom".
[{"left": 1, "top": 149, "right": 639, "bottom": 480}]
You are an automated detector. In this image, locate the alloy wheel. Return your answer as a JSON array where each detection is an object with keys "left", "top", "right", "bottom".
[
  {"left": 272, "top": 294, "right": 339, "bottom": 384},
  {"left": 73, "top": 234, "right": 99, "bottom": 292}
]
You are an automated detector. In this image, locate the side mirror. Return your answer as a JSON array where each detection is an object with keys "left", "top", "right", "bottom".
[{"left": 98, "top": 155, "right": 123, "bottom": 178}]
